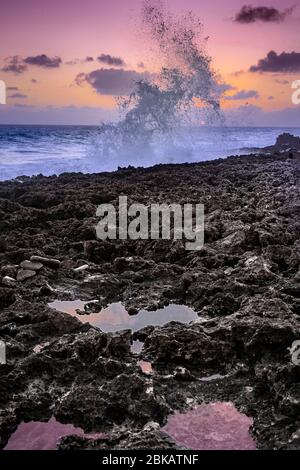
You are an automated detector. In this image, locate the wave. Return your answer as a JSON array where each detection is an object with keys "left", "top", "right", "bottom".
[{"left": 91, "top": 0, "right": 224, "bottom": 169}]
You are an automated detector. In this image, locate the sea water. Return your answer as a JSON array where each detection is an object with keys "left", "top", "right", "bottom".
[{"left": 1, "top": 124, "right": 299, "bottom": 181}]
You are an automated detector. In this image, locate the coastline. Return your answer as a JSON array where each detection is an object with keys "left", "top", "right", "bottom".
[
  {"left": 0, "top": 149, "right": 299, "bottom": 450},
  {"left": 1, "top": 126, "right": 300, "bottom": 182}
]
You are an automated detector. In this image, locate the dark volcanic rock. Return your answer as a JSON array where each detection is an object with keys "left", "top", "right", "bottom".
[
  {"left": 263, "top": 133, "right": 300, "bottom": 153},
  {"left": 58, "top": 427, "right": 179, "bottom": 450},
  {"left": 0, "top": 150, "right": 299, "bottom": 450}
]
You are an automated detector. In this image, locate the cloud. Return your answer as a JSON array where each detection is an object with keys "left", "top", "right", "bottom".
[
  {"left": 76, "top": 68, "right": 150, "bottom": 95},
  {"left": 234, "top": 5, "right": 295, "bottom": 24},
  {"left": 250, "top": 50, "right": 300, "bottom": 73},
  {"left": 85, "top": 56, "right": 94, "bottom": 62},
  {"left": 24, "top": 54, "right": 62, "bottom": 68},
  {"left": 231, "top": 70, "right": 245, "bottom": 77},
  {"left": 2, "top": 54, "right": 62, "bottom": 73},
  {"left": 65, "top": 59, "right": 79, "bottom": 65},
  {"left": 97, "top": 54, "right": 125, "bottom": 67},
  {"left": 6, "top": 86, "right": 18, "bottom": 91},
  {"left": 225, "top": 89, "right": 260, "bottom": 100},
  {"left": 31, "top": 79, "right": 38, "bottom": 83},
  {"left": 212, "top": 82, "right": 236, "bottom": 99},
  {"left": 268, "top": 96, "right": 274, "bottom": 100},
  {"left": 2, "top": 56, "right": 27, "bottom": 74},
  {"left": 8, "top": 93, "right": 28, "bottom": 99},
  {"left": 137, "top": 62, "right": 145, "bottom": 69}
]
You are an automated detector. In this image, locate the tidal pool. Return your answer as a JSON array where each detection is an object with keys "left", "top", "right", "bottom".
[
  {"left": 131, "top": 339, "right": 144, "bottom": 354},
  {"left": 3, "top": 417, "right": 105, "bottom": 450},
  {"left": 48, "top": 301, "right": 198, "bottom": 333},
  {"left": 161, "top": 402, "right": 256, "bottom": 450},
  {"left": 138, "top": 360, "right": 153, "bottom": 374}
]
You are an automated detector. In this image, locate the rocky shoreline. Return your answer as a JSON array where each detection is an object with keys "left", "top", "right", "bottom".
[{"left": 0, "top": 148, "right": 299, "bottom": 450}]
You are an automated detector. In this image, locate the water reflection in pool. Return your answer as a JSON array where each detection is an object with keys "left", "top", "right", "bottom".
[
  {"left": 4, "top": 417, "right": 105, "bottom": 450},
  {"left": 48, "top": 301, "right": 198, "bottom": 333},
  {"left": 161, "top": 402, "right": 256, "bottom": 450},
  {"left": 131, "top": 339, "right": 144, "bottom": 354}
]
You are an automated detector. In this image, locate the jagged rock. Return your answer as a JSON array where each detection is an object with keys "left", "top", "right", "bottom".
[
  {"left": 38, "top": 284, "right": 54, "bottom": 296},
  {"left": 0, "top": 150, "right": 299, "bottom": 450},
  {"left": 263, "top": 133, "right": 300, "bottom": 152},
  {"left": 54, "top": 373, "right": 169, "bottom": 430},
  {"left": 16, "top": 269, "right": 36, "bottom": 281},
  {"left": 0, "top": 265, "right": 18, "bottom": 278}
]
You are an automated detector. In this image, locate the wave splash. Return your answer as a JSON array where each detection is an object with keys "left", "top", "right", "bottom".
[{"left": 91, "top": 0, "right": 224, "bottom": 169}]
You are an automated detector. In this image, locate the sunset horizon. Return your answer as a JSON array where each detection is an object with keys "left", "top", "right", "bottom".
[{"left": 0, "top": 0, "right": 299, "bottom": 126}]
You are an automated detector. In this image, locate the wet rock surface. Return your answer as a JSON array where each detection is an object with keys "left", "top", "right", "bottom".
[
  {"left": 263, "top": 133, "right": 300, "bottom": 154},
  {"left": 0, "top": 151, "right": 299, "bottom": 450}
]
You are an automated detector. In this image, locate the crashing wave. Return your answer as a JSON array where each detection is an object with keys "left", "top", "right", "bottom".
[{"left": 93, "top": 0, "right": 225, "bottom": 167}]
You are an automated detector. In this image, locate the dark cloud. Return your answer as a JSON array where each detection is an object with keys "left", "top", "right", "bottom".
[
  {"left": 250, "top": 51, "right": 300, "bottom": 73},
  {"left": 75, "top": 73, "right": 87, "bottom": 86},
  {"left": 2, "top": 54, "right": 62, "bottom": 73},
  {"left": 24, "top": 54, "right": 62, "bottom": 68},
  {"left": 6, "top": 86, "right": 18, "bottom": 91},
  {"left": 137, "top": 61, "right": 145, "bottom": 69},
  {"left": 8, "top": 93, "right": 28, "bottom": 99},
  {"left": 2, "top": 56, "right": 27, "bottom": 74},
  {"left": 234, "top": 5, "right": 295, "bottom": 24},
  {"left": 76, "top": 68, "right": 149, "bottom": 95},
  {"left": 212, "top": 82, "right": 236, "bottom": 99},
  {"left": 225, "top": 89, "right": 259, "bottom": 100},
  {"left": 268, "top": 96, "right": 274, "bottom": 100},
  {"left": 31, "top": 79, "right": 37, "bottom": 83},
  {"left": 97, "top": 54, "right": 125, "bottom": 67},
  {"left": 66, "top": 56, "right": 94, "bottom": 65}
]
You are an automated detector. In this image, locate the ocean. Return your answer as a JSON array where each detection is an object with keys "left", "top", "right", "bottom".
[{"left": 0, "top": 125, "right": 300, "bottom": 181}]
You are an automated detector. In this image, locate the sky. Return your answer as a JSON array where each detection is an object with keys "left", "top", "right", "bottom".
[{"left": 0, "top": 0, "right": 299, "bottom": 125}]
